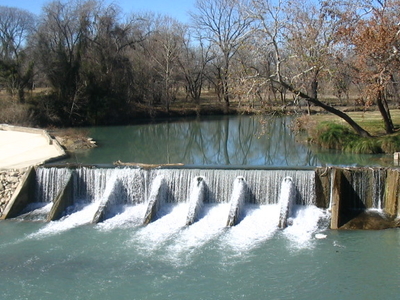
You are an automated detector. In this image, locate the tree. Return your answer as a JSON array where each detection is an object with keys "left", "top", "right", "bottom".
[
  {"left": 0, "top": 6, "right": 35, "bottom": 103},
  {"left": 178, "top": 32, "right": 213, "bottom": 107},
  {"left": 145, "top": 16, "right": 185, "bottom": 112},
  {"left": 35, "top": 0, "right": 94, "bottom": 124},
  {"left": 191, "top": 0, "right": 253, "bottom": 112},
  {"left": 82, "top": 4, "right": 145, "bottom": 124},
  {"left": 244, "top": 0, "right": 372, "bottom": 137},
  {"left": 334, "top": 0, "right": 400, "bottom": 134}
]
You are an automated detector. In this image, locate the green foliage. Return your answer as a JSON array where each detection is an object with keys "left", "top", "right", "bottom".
[
  {"left": 316, "top": 122, "right": 385, "bottom": 154},
  {"left": 379, "top": 135, "right": 400, "bottom": 153},
  {"left": 317, "top": 123, "right": 355, "bottom": 149}
]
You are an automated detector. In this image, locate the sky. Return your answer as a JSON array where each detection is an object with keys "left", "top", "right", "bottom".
[{"left": 0, "top": 0, "right": 195, "bottom": 22}]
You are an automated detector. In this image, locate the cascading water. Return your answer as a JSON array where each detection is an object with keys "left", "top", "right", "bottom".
[
  {"left": 143, "top": 175, "right": 167, "bottom": 225},
  {"left": 24, "top": 167, "right": 327, "bottom": 242},
  {"left": 35, "top": 167, "right": 73, "bottom": 203},
  {"left": 16, "top": 167, "right": 73, "bottom": 221},
  {"left": 340, "top": 168, "right": 386, "bottom": 211}
]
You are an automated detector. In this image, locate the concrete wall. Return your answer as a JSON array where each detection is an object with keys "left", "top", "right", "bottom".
[{"left": 0, "top": 167, "right": 36, "bottom": 219}]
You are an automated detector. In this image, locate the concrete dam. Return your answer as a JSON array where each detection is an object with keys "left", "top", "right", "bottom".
[{"left": 1, "top": 165, "right": 399, "bottom": 231}]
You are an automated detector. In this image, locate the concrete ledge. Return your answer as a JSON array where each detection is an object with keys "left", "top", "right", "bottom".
[{"left": 0, "top": 124, "right": 67, "bottom": 169}]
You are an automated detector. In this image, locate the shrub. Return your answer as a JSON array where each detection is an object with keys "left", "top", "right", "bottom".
[
  {"left": 316, "top": 122, "right": 384, "bottom": 154},
  {"left": 0, "top": 97, "right": 36, "bottom": 127}
]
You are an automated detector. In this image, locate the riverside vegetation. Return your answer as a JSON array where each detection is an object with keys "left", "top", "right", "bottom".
[{"left": 293, "top": 110, "right": 400, "bottom": 154}]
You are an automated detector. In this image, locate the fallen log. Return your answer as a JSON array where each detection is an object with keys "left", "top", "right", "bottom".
[{"left": 113, "top": 160, "right": 184, "bottom": 169}]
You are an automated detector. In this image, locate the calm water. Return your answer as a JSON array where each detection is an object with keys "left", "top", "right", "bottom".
[{"left": 62, "top": 115, "right": 388, "bottom": 167}]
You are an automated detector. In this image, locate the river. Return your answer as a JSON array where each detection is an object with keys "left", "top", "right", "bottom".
[{"left": 0, "top": 115, "right": 398, "bottom": 300}]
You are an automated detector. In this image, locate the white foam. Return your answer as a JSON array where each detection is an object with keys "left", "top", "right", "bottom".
[
  {"left": 166, "top": 203, "right": 229, "bottom": 261},
  {"left": 221, "top": 204, "right": 280, "bottom": 252},
  {"left": 29, "top": 202, "right": 99, "bottom": 238},
  {"left": 134, "top": 203, "right": 187, "bottom": 253},
  {"left": 284, "top": 205, "right": 329, "bottom": 248},
  {"left": 96, "top": 203, "right": 148, "bottom": 231}
]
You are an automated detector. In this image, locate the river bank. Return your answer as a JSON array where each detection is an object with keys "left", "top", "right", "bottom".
[{"left": 293, "top": 110, "right": 400, "bottom": 154}]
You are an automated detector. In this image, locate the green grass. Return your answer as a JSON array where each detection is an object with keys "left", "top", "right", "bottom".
[{"left": 313, "top": 116, "right": 400, "bottom": 154}]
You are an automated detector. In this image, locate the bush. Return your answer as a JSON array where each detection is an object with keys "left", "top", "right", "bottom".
[
  {"left": 316, "top": 122, "right": 383, "bottom": 154},
  {"left": 317, "top": 123, "right": 355, "bottom": 149},
  {"left": 0, "top": 97, "right": 36, "bottom": 127},
  {"left": 379, "top": 135, "right": 400, "bottom": 153}
]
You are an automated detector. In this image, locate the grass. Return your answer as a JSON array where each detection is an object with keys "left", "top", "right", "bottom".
[{"left": 297, "top": 109, "right": 400, "bottom": 154}]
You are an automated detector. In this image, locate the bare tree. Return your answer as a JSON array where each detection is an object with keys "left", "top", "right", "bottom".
[
  {"left": 142, "top": 15, "right": 186, "bottom": 112},
  {"left": 191, "top": 0, "right": 253, "bottom": 112},
  {"left": 35, "top": 0, "right": 95, "bottom": 124},
  {"left": 178, "top": 32, "right": 213, "bottom": 107},
  {"left": 0, "top": 6, "right": 35, "bottom": 103},
  {"left": 244, "top": 0, "right": 372, "bottom": 137}
]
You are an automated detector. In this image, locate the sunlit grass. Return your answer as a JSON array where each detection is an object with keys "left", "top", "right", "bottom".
[
  {"left": 305, "top": 110, "right": 400, "bottom": 154},
  {"left": 311, "top": 109, "right": 400, "bottom": 136}
]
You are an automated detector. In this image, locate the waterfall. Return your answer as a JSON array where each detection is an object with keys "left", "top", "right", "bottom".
[
  {"left": 186, "top": 176, "right": 206, "bottom": 226},
  {"left": 148, "top": 168, "right": 315, "bottom": 205},
  {"left": 35, "top": 167, "right": 72, "bottom": 203},
  {"left": 30, "top": 167, "right": 317, "bottom": 226},
  {"left": 92, "top": 173, "right": 127, "bottom": 223},
  {"left": 73, "top": 167, "right": 145, "bottom": 204},
  {"left": 339, "top": 168, "right": 385, "bottom": 210}
]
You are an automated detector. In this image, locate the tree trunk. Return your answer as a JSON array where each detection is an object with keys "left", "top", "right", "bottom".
[
  {"left": 278, "top": 80, "right": 372, "bottom": 138},
  {"left": 376, "top": 90, "right": 394, "bottom": 134},
  {"left": 18, "top": 86, "right": 25, "bottom": 104}
]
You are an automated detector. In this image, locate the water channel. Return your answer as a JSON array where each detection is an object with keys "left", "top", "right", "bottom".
[{"left": 1, "top": 115, "right": 398, "bottom": 299}]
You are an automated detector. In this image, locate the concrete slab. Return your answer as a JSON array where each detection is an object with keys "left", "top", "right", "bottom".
[{"left": 0, "top": 124, "right": 66, "bottom": 169}]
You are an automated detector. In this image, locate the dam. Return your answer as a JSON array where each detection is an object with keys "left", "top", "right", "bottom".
[{"left": 1, "top": 165, "right": 399, "bottom": 230}]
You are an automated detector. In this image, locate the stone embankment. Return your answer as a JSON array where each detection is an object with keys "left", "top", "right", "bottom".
[{"left": 0, "top": 169, "right": 26, "bottom": 217}]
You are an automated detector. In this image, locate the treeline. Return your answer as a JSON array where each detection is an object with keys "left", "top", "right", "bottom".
[{"left": 0, "top": 0, "right": 400, "bottom": 130}]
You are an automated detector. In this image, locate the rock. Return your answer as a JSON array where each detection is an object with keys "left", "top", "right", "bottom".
[
  {"left": 0, "top": 169, "right": 24, "bottom": 217},
  {"left": 340, "top": 210, "right": 399, "bottom": 230}
]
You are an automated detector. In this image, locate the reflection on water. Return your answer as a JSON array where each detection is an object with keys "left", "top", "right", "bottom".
[{"left": 62, "top": 115, "right": 388, "bottom": 167}]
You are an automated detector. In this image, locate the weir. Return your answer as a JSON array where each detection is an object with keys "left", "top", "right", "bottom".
[{"left": 3, "top": 166, "right": 400, "bottom": 230}]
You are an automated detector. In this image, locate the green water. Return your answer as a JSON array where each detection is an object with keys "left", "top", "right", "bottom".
[
  {"left": 62, "top": 115, "right": 388, "bottom": 167},
  {"left": 0, "top": 218, "right": 399, "bottom": 300}
]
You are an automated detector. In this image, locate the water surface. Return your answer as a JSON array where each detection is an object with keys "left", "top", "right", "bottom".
[
  {"left": 0, "top": 216, "right": 399, "bottom": 300},
  {"left": 62, "top": 115, "right": 388, "bottom": 167}
]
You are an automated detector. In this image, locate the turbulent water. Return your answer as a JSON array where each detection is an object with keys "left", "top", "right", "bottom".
[
  {"left": 0, "top": 212, "right": 399, "bottom": 300},
  {"left": 3, "top": 166, "right": 398, "bottom": 299}
]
